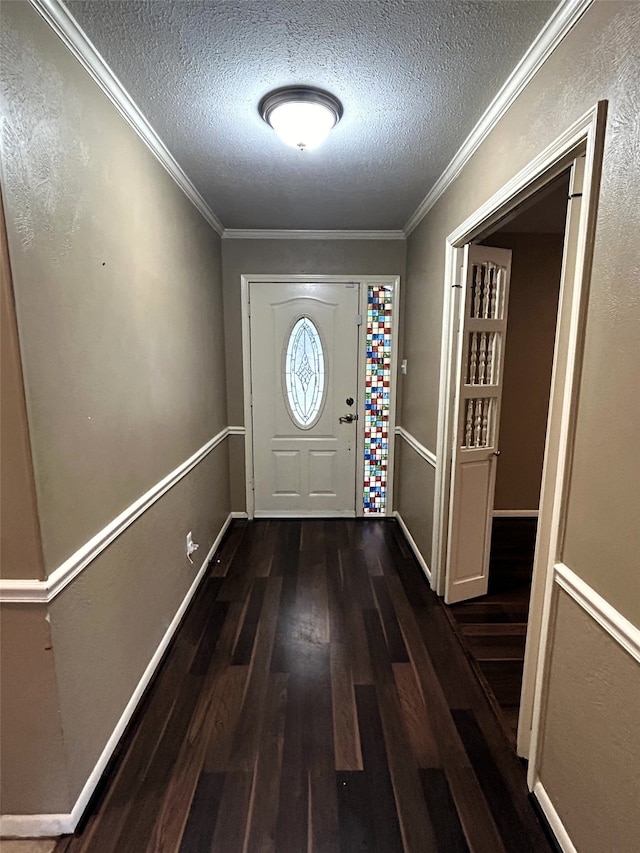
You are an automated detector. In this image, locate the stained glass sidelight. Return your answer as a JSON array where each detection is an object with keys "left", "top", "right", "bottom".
[
  {"left": 364, "top": 286, "right": 393, "bottom": 514},
  {"left": 284, "top": 316, "right": 325, "bottom": 428}
]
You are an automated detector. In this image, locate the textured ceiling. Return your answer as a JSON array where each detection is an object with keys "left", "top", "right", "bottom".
[{"left": 67, "top": 0, "right": 559, "bottom": 231}]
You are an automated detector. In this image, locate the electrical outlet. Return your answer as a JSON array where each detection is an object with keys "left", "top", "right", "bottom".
[{"left": 186, "top": 531, "right": 199, "bottom": 563}]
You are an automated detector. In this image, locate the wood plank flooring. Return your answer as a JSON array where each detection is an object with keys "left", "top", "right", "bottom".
[
  {"left": 54, "top": 519, "right": 552, "bottom": 852},
  {"left": 446, "top": 518, "right": 536, "bottom": 746}
]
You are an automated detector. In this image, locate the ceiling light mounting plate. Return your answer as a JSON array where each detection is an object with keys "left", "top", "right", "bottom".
[
  {"left": 260, "top": 86, "right": 343, "bottom": 125},
  {"left": 259, "top": 86, "right": 343, "bottom": 151}
]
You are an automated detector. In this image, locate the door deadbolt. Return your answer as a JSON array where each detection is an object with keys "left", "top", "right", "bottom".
[{"left": 346, "top": 397, "right": 354, "bottom": 406}]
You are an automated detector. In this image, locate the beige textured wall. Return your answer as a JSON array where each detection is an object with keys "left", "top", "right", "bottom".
[
  {"left": 402, "top": 225, "right": 444, "bottom": 455},
  {"left": 487, "top": 233, "right": 563, "bottom": 511},
  {"left": 400, "top": 1, "right": 640, "bottom": 845},
  {"left": 0, "top": 606, "right": 70, "bottom": 814},
  {"left": 2, "top": 2, "right": 229, "bottom": 574},
  {"left": 539, "top": 589, "right": 640, "bottom": 853},
  {"left": 1, "top": 2, "right": 230, "bottom": 816},
  {"left": 395, "top": 440, "right": 434, "bottom": 565},
  {"left": 227, "top": 433, "right": 247, "bottom": 513},
  {"left": 221, "top": 238, "right": 406, "bottom": 510},
  {"left": 1, "top": 190, "right": 45, "bottom": 580}
]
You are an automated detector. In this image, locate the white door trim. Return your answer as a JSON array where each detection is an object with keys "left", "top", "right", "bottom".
[
  {"left": 431, "top": 101, "right": 607, "bottom": 770},
  {"left": 241, "top": 274, "right": 400, "bottom": 520}
]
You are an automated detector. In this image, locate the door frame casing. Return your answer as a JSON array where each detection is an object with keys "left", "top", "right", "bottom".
[
  {"left": 241, "top": 274, "right": 400, "bottom": 520},
  {"left": 430, "top": 102, "right": 606, "bottom": 767}
]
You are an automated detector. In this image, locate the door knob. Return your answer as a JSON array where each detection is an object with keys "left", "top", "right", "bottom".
[
  {"left": 339, "top": 414, "right": 358, "bottom": 424},
  {"left": 492, "top": 450, "right": 501, "bottom": 456}
]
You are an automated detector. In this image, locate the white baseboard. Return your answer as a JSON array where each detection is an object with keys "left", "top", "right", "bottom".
[
  {"left": 253, "top": 510, "right": 356, "bottom": 518},
  {"left": 393, "top": 511, "right": 431, "bottom": 582},
  {"left": 230, "top": 511, "right": 249, "bottom": 519},
  {"left": 533, "top": 780, "right": 577, "bottom": 853},
  {"left": 492, "top": 509, "right": 539, "bottom": 517},
  {"left": 0, "top": 512, "right": 234, "bottom": 838},
  {"left": 0, "top": 812, "right": 72, "bottom": 839}
]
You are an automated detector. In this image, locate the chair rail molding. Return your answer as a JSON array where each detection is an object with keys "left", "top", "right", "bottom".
[
  {"left": 395, "top": 426, "right": 437, "bottom": 468},
  {"left": 0, "top": 427, "right": 234, "bottom": 603},
  {"left": 554, "top": 562, "right": 640, "bottom": 664}
]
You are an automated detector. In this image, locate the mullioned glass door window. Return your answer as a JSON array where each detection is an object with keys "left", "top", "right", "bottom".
[{"left": 284, "top": 316, "right": 326, "bottom": 428}]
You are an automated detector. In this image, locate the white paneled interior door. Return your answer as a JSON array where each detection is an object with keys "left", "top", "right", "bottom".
[
  {"left": 445, "top": 245, "right": 512, "bottom": 603},
  {"left": 249, "top": 281, "right": 360, "bottom": 516}
]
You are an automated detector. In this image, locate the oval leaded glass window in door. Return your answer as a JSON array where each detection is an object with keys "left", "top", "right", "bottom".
[{"left": 284, "top": 316, "right": 326, "bottom": 428}]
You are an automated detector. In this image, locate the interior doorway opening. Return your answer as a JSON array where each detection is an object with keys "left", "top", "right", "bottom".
[
  {"left": 431, "top": 102, "right": 605, "bottom": 798},
  {"left": 444, "top": 172, "right": 570, "bottom": 747}
]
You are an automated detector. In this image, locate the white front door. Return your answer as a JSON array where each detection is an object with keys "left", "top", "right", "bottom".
[
  {"left": 445, "top": 244, "right": 512, "bottom": 603},
  {"left": 249, "top": 281, "right": 360, "bottom": 516}
]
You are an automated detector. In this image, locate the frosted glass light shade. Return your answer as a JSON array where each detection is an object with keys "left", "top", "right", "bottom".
[
  {"left": 260, "top": 87, "right": 343, "bottom": 151},
  {"left": 269, "top": 101, "right": 336, "bottom": 150}
]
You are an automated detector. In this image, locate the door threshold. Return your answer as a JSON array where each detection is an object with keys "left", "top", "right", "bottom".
[{"left": 253, "top": 510, "right": 357, "bottom": 518}]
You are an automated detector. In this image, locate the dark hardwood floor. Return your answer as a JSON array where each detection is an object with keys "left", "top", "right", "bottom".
[
  {"left": 55, "top": 519, "right": 552, "bottom": 853},
  {"left": 446, "top": 518, "right": 536, "bottom": 746}
]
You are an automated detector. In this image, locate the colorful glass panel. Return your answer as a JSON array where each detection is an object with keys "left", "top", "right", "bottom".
[
  {"left": 364, "top": 286, "right": 393, "bottom": 513},
  {"left": 284, "top": 316, "right": 325, "bottom": 428}
]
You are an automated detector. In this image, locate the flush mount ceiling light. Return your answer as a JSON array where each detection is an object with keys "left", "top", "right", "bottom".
[{"left": 259, "top": 86, "right": 343, "bottom": 151}]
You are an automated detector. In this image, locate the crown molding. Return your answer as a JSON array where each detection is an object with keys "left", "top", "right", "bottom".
[
  {"left": 404, "top": 0, "right": 594, "bottom": 235},
  {"left": 28, "top": 0, "right": 225, "bottom": 236},
  {"left": 223, "top": 229, "right": 406, "bottom": 241},
  {"left": 28, "top": 0, "right": 593, "bottom": 243}
]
